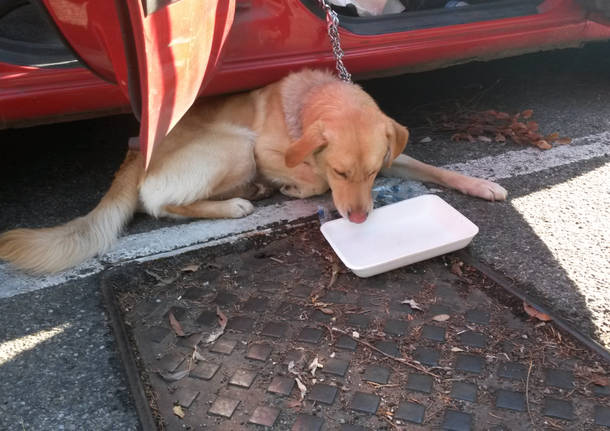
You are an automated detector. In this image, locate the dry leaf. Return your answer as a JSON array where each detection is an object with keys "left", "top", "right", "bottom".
[
  {"left": 173, "top": 405, "right": 185, "bottom": 419},
  {"left": 400, "top": 299, "right": 423, "bottom": 311},
  {"left": 419, "top": 137, "right": 432, "bottom": 143},
  {"left": 451, "top": 132, "right": 475, "bottom": 142},
  {"left": 285, "top": 399, "right": 302, "bottom": 409},
  {"left": 169, "top": 312, "right": 185, "bottom": 337},
  {"left": 591, "top": 375, "right": 610, "bottom": 386},
  {"left": 545, "top": 132, "right": 560, "bottom": 142},
  {"left": 204, "top": 328, "right": 223, "bottom": 344},
  {"left": 450, "top": 261, "right": 463, "bottom": 277},
  {"left": 288, "top": 360, "right": 297, "bottom": 375},
  {"left": 327, "top": 263, "right": 340, "bottom": 290},
  {"left": 432, "top": 314, "right": 450, "bottom": 322},
  {"left": 496, "top": 111, "right": 511, "bottom": 120},
  {"left": 217, "top": 306, "right": 228, "bottom": 327},
  {"left": 145, "top": 269, "right": 177, "bottom": 286},
  {"left": 192, "top": 348, "right": 206, "bottom": 362},
  {"left": 295, "top": 377, "right": 307, "bottom": 400},
  {"left": 203, "top": 307, "right": 228, "bottom": 344},
  {"left": 522, "top": 109, "right": 534, "bottom": 119},
  {"left": 180, "top": 264, "right": 200, "bottom": 273},
  {"left": 159, "top": 369, "right": 189, "bottom": 382},
  {"left": 535, "top": 140, "right": 552, "bottom": 150},
  {"left": 352, "top": 331, "right": 360, "bottom": 339},
  {"left": 523, "top": 301, "right": 552, "bottom": 322},
  {"left": 309, "top": 357, "right": 323, "bottom": 376},
  {"left": 441, "top": 108, "right": 570, "bottom": 150},
  {"left": 451, "top": 347, "right": 465, "bottom": 352},
  {"left": 556, "top": 137, "right": 571, "bottom": 145},
  {"left": 319, "top": 308, "right": 334, "bottom": 315}
]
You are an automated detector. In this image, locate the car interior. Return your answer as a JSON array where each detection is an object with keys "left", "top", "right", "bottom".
[
  {"left": 304, "top": 0, "right": 543, "bottom": 35},
  {"left": 0, "top": 0, "right": 78, "bottom": 68}
]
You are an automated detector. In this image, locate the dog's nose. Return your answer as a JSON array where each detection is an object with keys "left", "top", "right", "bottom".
[{"left": 348, "top": 210, "right": 368, "bottom": 224}]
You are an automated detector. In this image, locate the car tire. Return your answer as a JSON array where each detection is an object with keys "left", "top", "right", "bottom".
[{"left": 579, "top": 0, "right": 610, "bottom": 18}]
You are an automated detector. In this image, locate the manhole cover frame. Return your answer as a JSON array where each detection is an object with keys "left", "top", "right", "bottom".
[{"left": 101, "top": 223, "right": 610, "bottom": 431}]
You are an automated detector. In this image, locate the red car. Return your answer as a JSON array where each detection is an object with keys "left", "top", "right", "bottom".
[{"left": 1, "top": 0, "right": 609, "bottom": 163}]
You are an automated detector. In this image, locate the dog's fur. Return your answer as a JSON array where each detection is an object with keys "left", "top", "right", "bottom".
[{"left": 0, "top": 69, "right": 506, "bottom": 274}]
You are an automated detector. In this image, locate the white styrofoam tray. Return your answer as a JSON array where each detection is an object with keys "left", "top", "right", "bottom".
[{"left": 320, "top": 194, "right": 479, "bottom": 277}]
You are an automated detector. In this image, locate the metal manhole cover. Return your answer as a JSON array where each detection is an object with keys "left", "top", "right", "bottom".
[{"left": 103, "top": 224, "right": 609, "bottom": 430}]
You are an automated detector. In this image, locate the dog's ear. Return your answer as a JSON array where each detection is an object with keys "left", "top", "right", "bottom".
[
  {"left": 384, "top": 118, "right": 409, "bottom": 167},
  {"left": 285, "top": 121, "right": 327, "bottom": 168}
]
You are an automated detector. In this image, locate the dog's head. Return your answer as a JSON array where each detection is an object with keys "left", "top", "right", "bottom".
[{"left": 284, "top": 84, "right": 409, "bottom": 223}]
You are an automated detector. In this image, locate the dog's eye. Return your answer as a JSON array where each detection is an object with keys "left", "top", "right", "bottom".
[{"left": 333, "top": 169, "right": 348, "bottom": 179}]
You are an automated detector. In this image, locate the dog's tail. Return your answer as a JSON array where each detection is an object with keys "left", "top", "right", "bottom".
[{"left": 0, "top": 150, "right": 143, "bottom": 274}]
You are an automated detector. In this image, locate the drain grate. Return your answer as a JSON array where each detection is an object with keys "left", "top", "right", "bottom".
[{"left": 103, "top": 225, "right": 609, "bottom": 430}]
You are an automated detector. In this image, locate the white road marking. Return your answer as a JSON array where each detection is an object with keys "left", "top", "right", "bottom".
[
  {"left": 443, "top": 132, "right": 610, "bottom": 181},
  {"left": 0, "top": 132, "right": 608, "bottom": 299},
  {"left": 0, "top": 197, "right": 330, "bottom": 299}
]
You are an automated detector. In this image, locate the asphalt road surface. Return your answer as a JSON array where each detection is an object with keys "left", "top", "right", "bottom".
[{"left": 1, "top": 42, "right": 609, "bottom": 430}]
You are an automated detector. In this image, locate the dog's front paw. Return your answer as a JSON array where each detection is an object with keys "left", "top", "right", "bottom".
[
  {"left": 226, "top": 198, "right": 255, "bottom": 218},
  {"left": 459, "top": 178, "right": 508, "bottom": 201}
]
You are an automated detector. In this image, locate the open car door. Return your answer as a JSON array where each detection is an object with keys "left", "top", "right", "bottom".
[{"left": 41, "top": 0, "right": 236, "bottom": 167}]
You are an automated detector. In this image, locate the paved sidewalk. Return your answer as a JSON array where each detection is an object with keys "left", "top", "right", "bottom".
[{"left": 0, "top": 275, "right": 139, "bottom": 430}]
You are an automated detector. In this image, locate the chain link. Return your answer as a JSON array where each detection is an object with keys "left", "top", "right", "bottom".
[{"left": 317, "top": 0, "right": 352, "bottom": 82}]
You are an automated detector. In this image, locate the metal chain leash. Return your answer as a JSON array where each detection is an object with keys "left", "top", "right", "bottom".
[{"left": 317, "top": 0, "right": 352, "bottom": 82}]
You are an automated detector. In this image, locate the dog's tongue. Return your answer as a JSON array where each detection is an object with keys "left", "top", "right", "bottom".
[{"left": 348, "top": 211, "right": 368, "bottom": 224}]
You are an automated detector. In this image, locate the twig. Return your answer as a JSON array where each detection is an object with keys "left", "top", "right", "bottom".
[
  {"left": 545, "top": 419, "right": 564, "bottom": 430},
  {"left": 380, "top": 415, "right": 398, "bottom": 430},
  {"left": 310, "top": 262, "right": 340, "bottom": 302},
  {"left": 330, "top": 327, "right": 439, "bottom": 378},
  {"left": 465, "top": 78, "right": 501, "bottom": 107},
  {"left": 367, "top": 382, "right": 399, "bottom": 389},
  {"left": 321, "top": 324, "right": 335, "bottom": 343},
  {"left": 327, "top": 263, "right": 340, "bottom": 289},
  {"left": 526, "top": 360, "right": 536, "bottom": 430}
]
